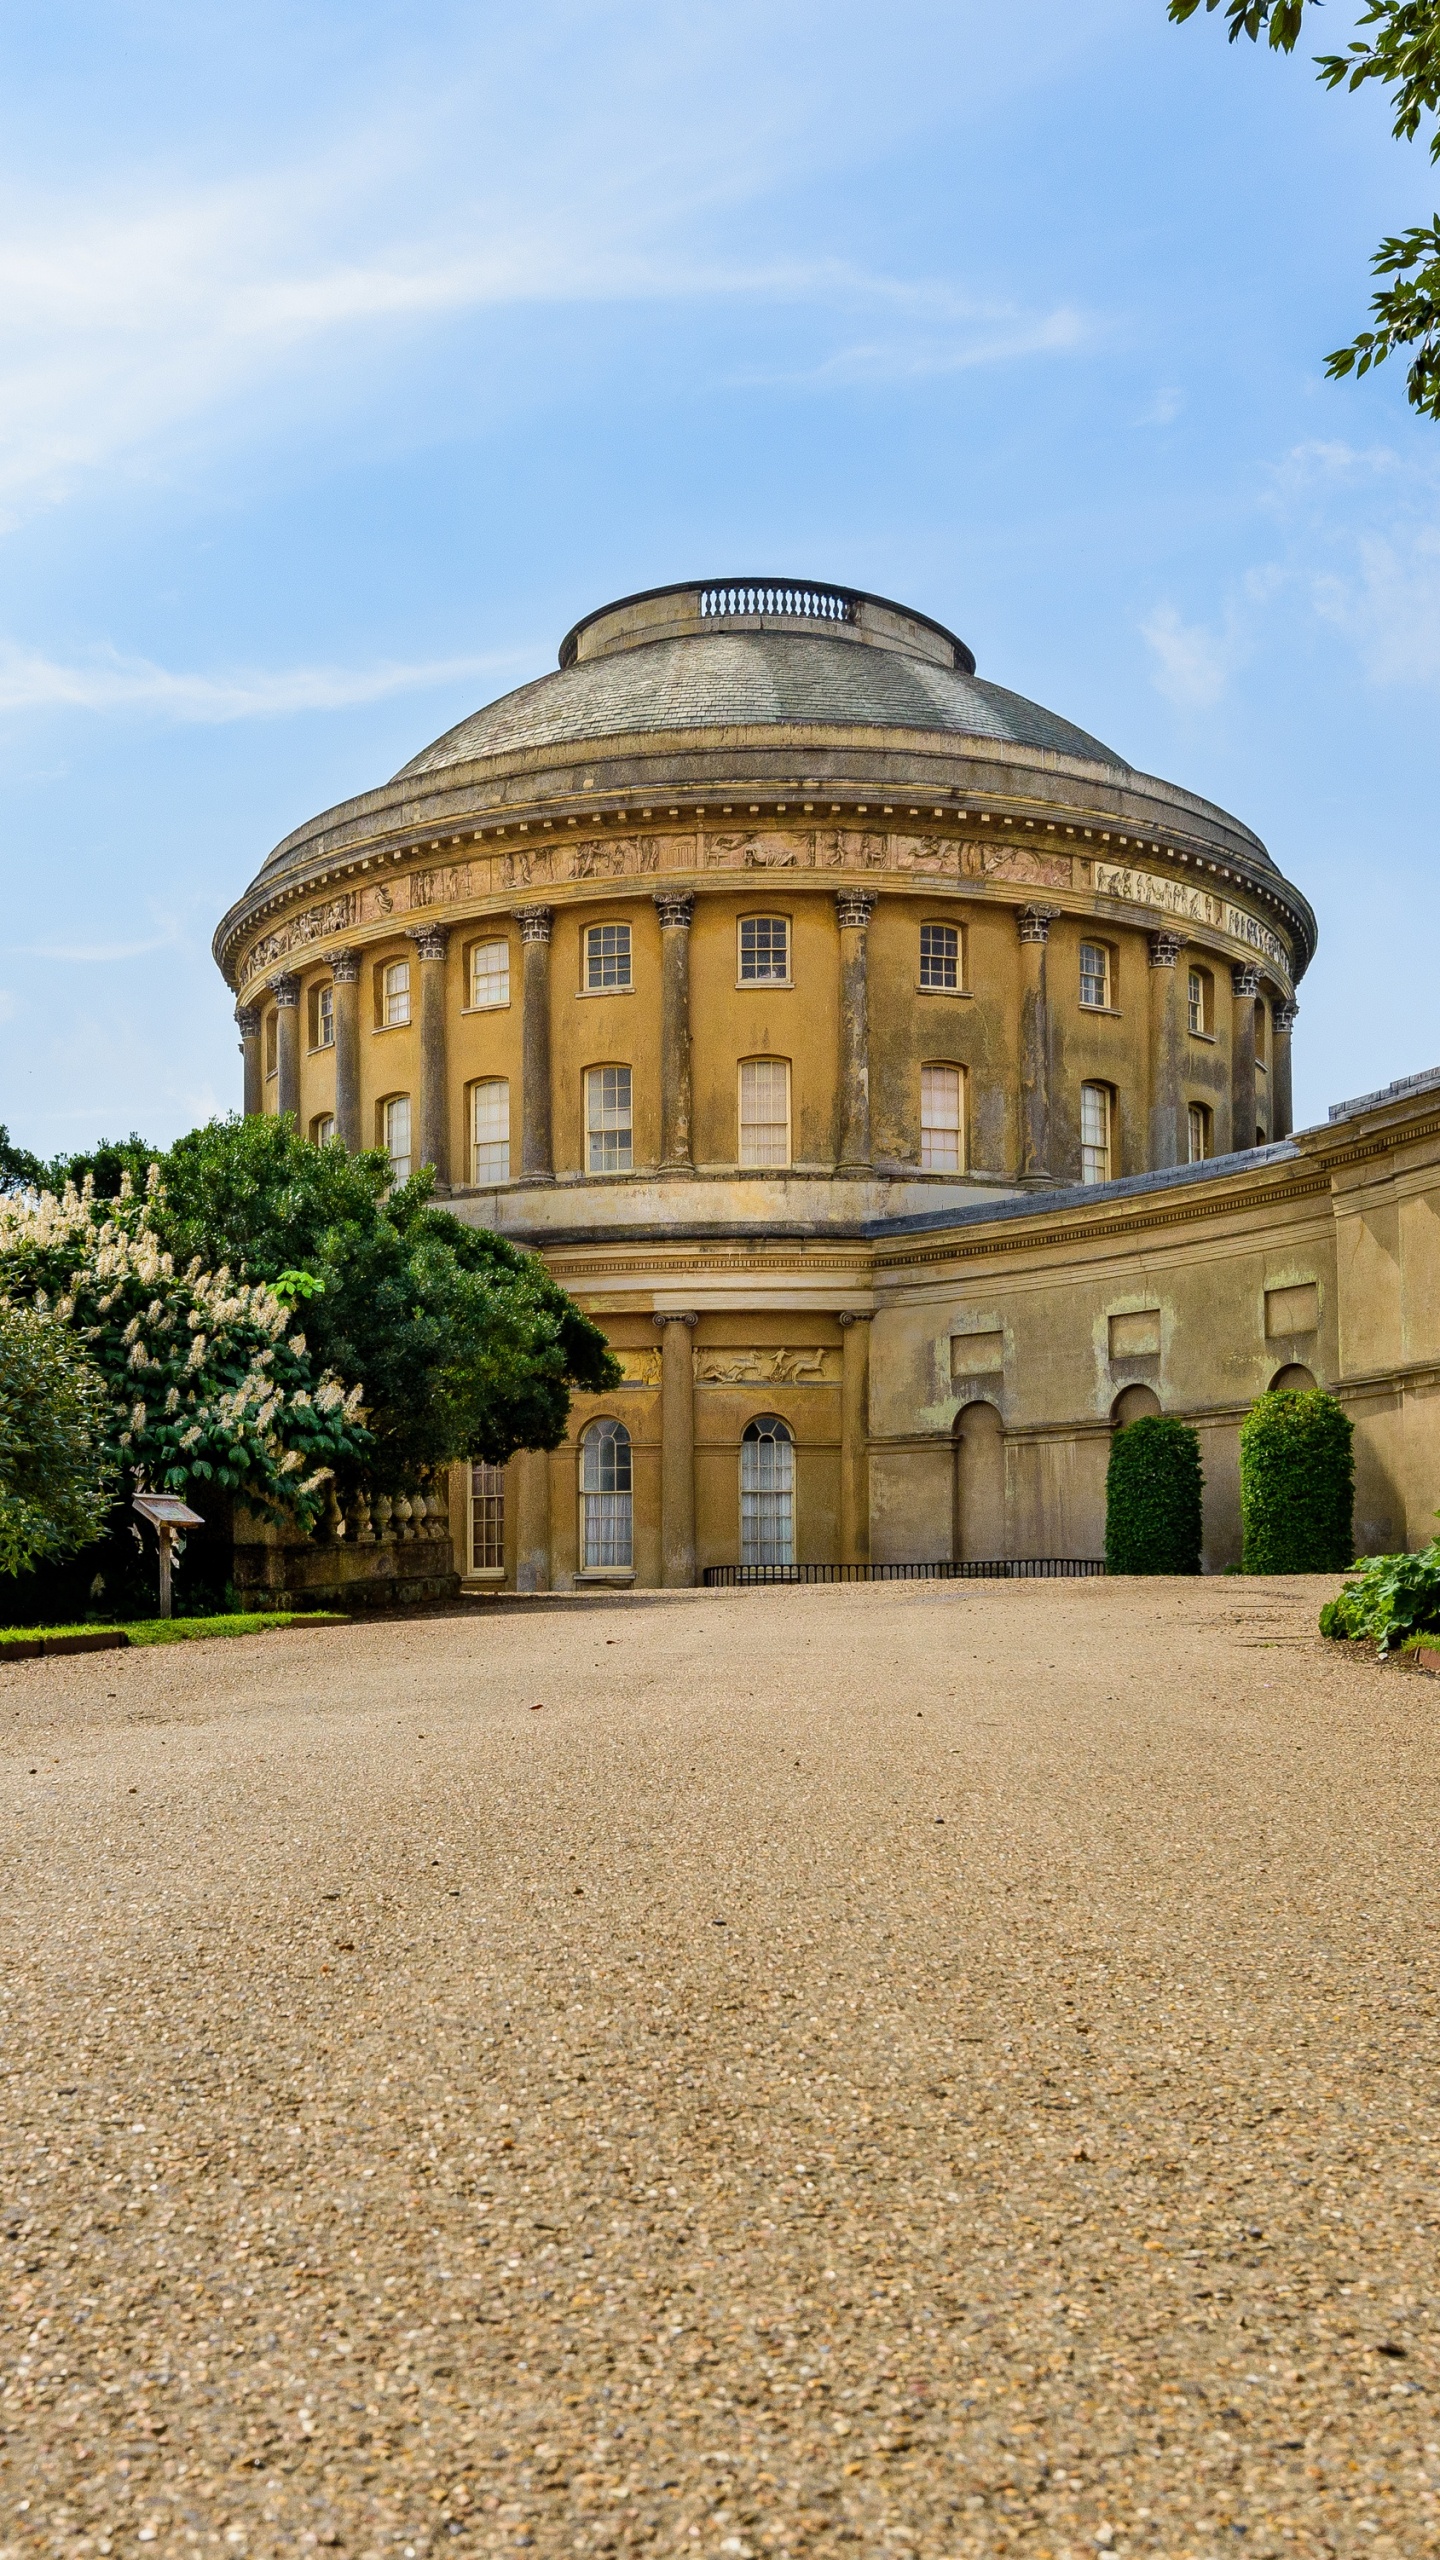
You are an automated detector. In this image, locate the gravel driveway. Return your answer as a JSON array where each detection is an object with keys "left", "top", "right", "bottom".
[{"left": 1, "top": 1576, "right": 1433, "bottom": 2559}]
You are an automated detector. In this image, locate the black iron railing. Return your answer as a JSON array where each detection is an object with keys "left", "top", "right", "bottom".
[
  {"left": 698, "top": 582, "right": 858, "bottom": 627},
  {"left": 702, "top": 1559, "right": 1106, "bottom": 1587}
]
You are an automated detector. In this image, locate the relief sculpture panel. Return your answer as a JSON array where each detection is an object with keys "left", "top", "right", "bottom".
[{"left": 695, "top": 1346, "right": 840, "bottom": 1385}]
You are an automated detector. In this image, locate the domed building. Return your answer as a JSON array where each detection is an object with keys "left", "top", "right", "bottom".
[{"left": 215, "top": 579, "right": 1437, "bottom": 1588}]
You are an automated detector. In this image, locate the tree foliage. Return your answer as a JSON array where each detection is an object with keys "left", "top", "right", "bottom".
[
  {"left": 1320, "top": 1522, "right": 1440, "bottom": 1648},
  {"left": 1239, "top": 1387, "right": 1355, "bottom": 1571},
  {"left": 0, "top": 1300, "right": 114, "bottom": 1576},
  {"left": 1170, "top": 0, "right": 1440, "bottom": 419},
  {"left": 1105, "top": 1414, "right": 1205, "bottom": 1574}
]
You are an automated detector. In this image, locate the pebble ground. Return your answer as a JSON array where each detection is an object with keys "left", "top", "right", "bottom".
[{"left": 1, "top": 1576, "right": 1436, "bottom": 2560}]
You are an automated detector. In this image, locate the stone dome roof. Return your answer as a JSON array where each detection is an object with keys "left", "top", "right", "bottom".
[{"left": 393, "top": 579, "right": 1129, "bottom": 782}]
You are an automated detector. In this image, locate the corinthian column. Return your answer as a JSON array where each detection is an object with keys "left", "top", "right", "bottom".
[
  {"left": 654, "top": 1312, "right": 699, "bottom": 1587},
  {"left": 409, "top": 923, "right": 452, "bottom": 1188},
  {"left": 654, "top": 891, "right": 695, "bottom": 1171},
  {"left": 515, "top": 907, "right": 554, "bottom": 1180},
  {"left": 236, "top": 1005, "right": 262, "bottom": 1118},
  {"left": 1273, "top": 998, "right": 1298, "bottom": 1139},
  {"left": 837, "top": 1312, "right": 872, "bottom": 1568},
  {"left": 835, "top": 889, "right": 877, "bottom": 1172},
  {"left": 1231, "top": 963, "right": 1261, "bottom": 1152},
  {"left": 1147, "top": 930, "right": 1184, "bottom": 1170},
  {"left": 269, "top": 972, "right": 301, "bottom": 1124},
  {"left": 330, "top": 950, "right": 361, "bottom": 1151},
  {"left": 1016, "top": 908, "right": 1055, "bottom": 1181}
]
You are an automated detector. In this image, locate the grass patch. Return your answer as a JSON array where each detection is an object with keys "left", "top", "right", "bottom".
[{"left": 1, "top": 1611, "right": 346, "bottom": 1651}]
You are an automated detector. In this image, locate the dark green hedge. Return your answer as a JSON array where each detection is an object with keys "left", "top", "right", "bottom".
[
  {"left": 1105, "top": 1415, "right": 1204, "bottom": 1575},
  {"left": 1240, "top": 1389, "right": 1354, "bottom": 1574}
]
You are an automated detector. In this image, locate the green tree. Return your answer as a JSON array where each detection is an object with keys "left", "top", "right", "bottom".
[
  {"left": 0, "top": 1300, "right": 113, "bottom": 1575},
  {"left": 1171, "top": 0, "right": 1440, "bottom": 419},
  {"left": 1240, "top": 1386, "right": 1355, "bottom": 1570},
  {"left": 1105, "top": 1414, "right": 1205, "bottom": 1574}
]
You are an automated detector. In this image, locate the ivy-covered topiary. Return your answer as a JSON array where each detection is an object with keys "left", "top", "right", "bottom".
[
  {"left": 1105, "top": 1414, "right": 1204, "bottom": 1575},
  {"left": 1240, "top": 1388, "right": 1354, "bottom": 1574}
]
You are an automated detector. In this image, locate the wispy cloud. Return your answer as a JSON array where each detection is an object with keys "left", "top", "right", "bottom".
[
  {"left": 0, "top": 641, "right": 529, "bottom": 723},
  {"left": 1313, "top": 530, "right": 1440, "bottom": 691},
  {"left": 1140, "top": 569, "right": 1284, "bottom": 712},
  {"left": 735, "top": 297, "right": 1091, "bottom": 388}
]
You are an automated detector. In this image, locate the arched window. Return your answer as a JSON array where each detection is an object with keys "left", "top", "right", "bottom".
[
  {"left": 740, "top": 1415, "right": 794, "bottom": 1567},
  {"left": 580, "top": 1419, "right": 633, "bottom": 1568},
  {"left": 953, "top": 1401, "right": 1004, "bottom": 1564},
  {"left": 1111, "top": 1383, "right": 1161, "bottom": 1427},
  {"left": 1269, "top": 1363, "right": 1317, "bottom": 1394}
]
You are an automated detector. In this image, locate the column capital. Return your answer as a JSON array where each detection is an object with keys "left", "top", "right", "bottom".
[
  {"left": 408, "top": 922, "right": 451, "bottom": 962},
  {"left": 267, "top": 971, "right": 300, "bottom": 1006},
  {"left": 1148, "top": 930, "right": 1184, "bottom": 968},
  {"left": 1274, "top": 997, "right": 1300, "bottom": 1030},
  {"left": 1232, "top": 961, "right": 1262, "bottom": 998},
  {"left": 653, "top": 889, "right": 695, "bottom": 930},
  {"left": 235, "top": 1002, "right": 262, "bottom": 1036},
  {"left": 515, "top": 905, "right": 554, "bottom": 945},
  {"left": 835, "top": 888, "right": 877, "bottom": 930},
  {"left": 837, "top": 1310, "right": 872, "bottom": 1329},
  {"left": 329, "top": 947, "right": 360, "bottom": 985},
  {"left": 652, "top": 1310, "right": 700, "bottom": 1328},
  {"left": 1016, "top": 905, "right": 1058, "bottom": 945}
]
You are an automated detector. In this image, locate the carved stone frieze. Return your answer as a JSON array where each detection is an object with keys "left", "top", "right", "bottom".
[{"left": 694, "top": 1346, "right": 839, "bottom": 1385}]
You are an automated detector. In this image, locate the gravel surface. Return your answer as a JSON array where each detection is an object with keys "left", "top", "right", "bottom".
[{"left": 1, "top": 1576, "right": 1436, "bottom": 2560}]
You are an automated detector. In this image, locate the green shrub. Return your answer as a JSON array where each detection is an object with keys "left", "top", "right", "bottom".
[
  {"left": 1105, "top": 1415, "right": 1204, "bottom": 1575},
  {"left": 1240, "top": 1389, "right": 1354, "bottom": 1573},
  {"left": 1320, "top": 1527, "right": 1440, "bottom": 1654}
]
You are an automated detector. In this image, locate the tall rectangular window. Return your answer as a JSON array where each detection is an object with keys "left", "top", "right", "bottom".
[
  {"left": 1080, "top": 942, "right": 1110, "bottom": 1009},
  {"left": 470, "top": 1463, "right": 505, "bottom": 1572},
  {"left": 738, "top": 1058, "right": 791, "bottom": 1167},
  {"left": 739, "top": 916, "right": 789, "bottom": 983},
  {"left": 920, "top": 1064, "right": 964, "bottom": 1170},
  {"left": 581, "top": 1421, "right": 633, "bottom": 1569},
  {"left": 472, "top": 1078, "right": 510, "bottom": 1184},
  {"left": 382, "top": 959, "right": 411, "bottom": 1027},
  {"left": 1080, "top": 1082, "right": 1111, "bottom": 1184},
  {"left": 383, "top": 1095, "right": 411, "bottom": 1179},
  {"left": 1188, "top": 1102, "right": 1211, "bottom": 1164},
  {"left": 311, "top": 1113, "right": 336, "bottom": 1146},
  {"left": 470, "top": 939, "right": 510, "bottom": 1009},
  {"left": 1254, "top": 998, "right": 1268, "bottom": 1063},
  {"left": 586, "top": 923, "right": 632, "bottom": 990},
  {"left": 586, "top": 1065, "right": 633, "bottom": 1172},
  {"left": 313, "top": 982, "right": 335, "bottom": 1049},
  {"left": 919, "top": 923, "right": 959, "bottom": 990},
  {"left": 264, "top": 1011, "right": 278, "bottom": 1080},
  {"left": 1188, "top": 967, "right": 1211, "bottom": 1036}
]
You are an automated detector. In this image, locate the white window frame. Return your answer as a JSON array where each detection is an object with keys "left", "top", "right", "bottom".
[
  {"left": 586, "top": 1065, "right": 633, "bottom": 1174},
  {"left": 580, "top": 1419, "right": 633, "bottom": 1571},
  {"left": 470, "top": 1462, "right": 505, "bottom": 1576},
  {"left": 312, "top": 1112, "right": 336, "bottom": 1147},
  {"left": 471, "top": 1078, "right": 511, "bottom": 1185},
  {"left": 738, "top": 915, "right": 791, "bottom": 986},
  {"left": 1187, "top": 966, "right": 1212, "bottom": 1037},
  {"left": 469, "top": 939, "right": 510, "bottom": 1011},
  {"left": 740, "top": 1416, "right": 795, "bottom": 1569},
  {"left": 920, "top": 1063, "right": 964, "bottom": 1171},
  {"left": 314, "top": 982, "right": 335, "bottom": 1050},
  {"left": 382, "top": 1094, "right": 412, "bottom": 1179},
  {"left": 1080, "top": 1082, "right": 1112, "bottom": 1185},
  {"left": 381, "top": 959, "right": 411, "bottom": 1029},
  {"left": 1079, "top": 941, "right": 1111, "bottom": 1011},
  {"left": 1188, "top": 1101, "right": 1211, "bottom": 1164},
  {"left": 585, "top": 922, "right": 633, "bottom": 992},
  {"left": 919, "top": 922, "right": 960, "bottom": 991},
  {"left": 738, "top": 1057, "right": 791, "bottom": 1169}
]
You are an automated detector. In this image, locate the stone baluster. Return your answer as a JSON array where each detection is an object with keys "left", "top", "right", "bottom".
[
  {"left": 654, "top": 1312, "right": 699, "bottom": 1586},
  {"left": 1016, "top": 908, "right": 1056, "bottom": 1181},
  {"left": 236, "top": 1004, "right": 262, "bottom": 1118},
  {"left": 408, "top": 924, "right": 452, "bottom": 1188},
  {"left": 654, "top": 891, "right": 695, "bottom": 1171},
  {"left": 1231, "top": 963, "right": 1261, "bottom": 1152},
  {"left": 352, "top": 1490, "right": 375, "bottom": 1545},
  {"left": 835, "top": 889, "right": 877, "bottom": 1172},
  {"left": 330, "top": 949, "right": 361, "bottom": 1151},
  {"left": 515, "top": 907, "right": 555, "bottom": 1180},
  {"left": 1147, "top": 930, "right": 1185, "bottom": 1170},
  {"left": 1273, "top": 998, "right": 1299, "bottom": 1140},
  {"left": 269, "top": 972, "right": 301, "bottom": 1124},
  {"left": 837, "top": 1312, "right": 872, "bottom": 1568}
]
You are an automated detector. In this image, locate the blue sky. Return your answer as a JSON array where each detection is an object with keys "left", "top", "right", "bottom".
[{"left": 1, "top": 0, "right": 1436, "bottom": 1154}]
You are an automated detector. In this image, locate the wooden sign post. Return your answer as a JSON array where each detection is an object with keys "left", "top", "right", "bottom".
[{"left": 131, "top": 1493, "right": 205, "bottom": 1620}]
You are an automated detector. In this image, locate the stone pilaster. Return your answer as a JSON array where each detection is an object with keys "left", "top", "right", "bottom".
[
  {"left": 330, "top": 950, "right": 361, "bottom": 1151},
  {"left": 515, "top": 907, "right": 554, "bottom": 1181},
  {"left": 269, "top": 972, "right": 301, "bottom": 1124},
  {"left": 654, "top": 1311, "right": 699, "bottom": 1587},
  {"left": 1231, "top": 963, "right": 1261, "bottom": 1152},
  {"left": 236, "top": 1004, "right": 262, "bottom": 1119},
  {"left": 654, "top": 891, "right": 695, "bottom": 1171},
  {"left": 513, "top": 1447, "right": 551, "bottom": 1593},
  {"left": 409, "top": 923, "right": 452, "bottom": 1189},
  {"left": 1273, "top": 998, "right": 1299, "bottom": 1141},
  {"left": 1147, "top": 930, "right": 1185, "bottom": 1171},
  {"left": 837, "top": 1312, "right": 872, "bottom": 1568},
  {"left": 1016, "top": 908, "right": 1056, "bottom": 1181},
  {"left": 835, "top": 888, "right": 876, "bottom": 1172}
]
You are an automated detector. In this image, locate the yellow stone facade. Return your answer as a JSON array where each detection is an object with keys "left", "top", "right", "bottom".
[{"left": 213, "top": 580, "right": 1439, "bottom": 1583}]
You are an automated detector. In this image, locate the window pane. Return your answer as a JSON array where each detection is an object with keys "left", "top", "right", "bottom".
[
  {"left": 582, "top": 1420, "right": 633, "bottom": 1567},
  {"left": 1188, "top": 969, "right": 1204, "bottom": 1035},
  {"left": 739, "top": 916, "right": 789, "bottom": 982},
  {"left": 739, "top": 1058, "right": 790, "bottom": 1166},
  {"left": 317, "top": 984, "right": 334, "bottom": 1047},
  {"left": 384, "top": 1095, "right": 411, "bottom": 1178},
  {"left": 470, "top": 1462, "right": 505, "bottom": 1571},
  {"left": 1080, "top": 942, "right": 1108, "bottom": 1008},
  {"left": 471, "top": 940, "right": 510, "bottom": 1009},
  {"left": 472, "top": 1078, "right": 510, "bottom": 1184},
  {"left": 1188, "top": 1104, "right": 1209, "bottom": 1164},
  {"left": 313, "top": 1114, "right": 336, "bottom": 1146},
  {"left": 587, "top": 1066, "right": 633, "bottom": 1172},
  {"left": 384, "top": 961, "right": 411, "bottom": 1027},
  {"left": 741, "top": 1417, "right": 795, "bottom": 1567},
  {"left": 1080, "top": 1083, "right": 1109, "bottom": 1184},
  {"left": 919, "top": 923, "right": 958, "bottom": 989},
  {"left": 586, "top": 923, "right": 632, "bottom": 990},
  {"left": 920, "top": 1064, "right": 962, "bottom": 1171}
]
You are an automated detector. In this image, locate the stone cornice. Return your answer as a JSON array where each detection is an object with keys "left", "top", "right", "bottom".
[{"left": 870, "top": 1159, "right": 1332, "bottom": 1276}]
